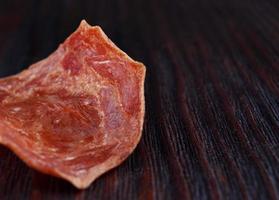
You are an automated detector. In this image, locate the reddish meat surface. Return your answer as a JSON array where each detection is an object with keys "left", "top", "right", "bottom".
[{"left": 0, "top": 20, "right": 145, "bottom": 189}]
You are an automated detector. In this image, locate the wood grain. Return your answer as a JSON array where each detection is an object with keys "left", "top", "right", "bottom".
[{"left": 0, "top": 0, "right": 278, "bottom": 199}]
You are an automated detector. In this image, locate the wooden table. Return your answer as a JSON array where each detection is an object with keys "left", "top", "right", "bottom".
[{"left": 0, "top": 0, "right": 278, "bottom": 199}]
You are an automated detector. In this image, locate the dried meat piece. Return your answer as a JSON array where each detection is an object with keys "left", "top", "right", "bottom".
[{"left": 0, "top": 20, "right": 145, "bottom": 189}]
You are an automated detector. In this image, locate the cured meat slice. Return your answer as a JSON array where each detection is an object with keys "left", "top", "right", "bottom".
[{"left": 0, "top": 20, "right": 145, "bottom": 189}]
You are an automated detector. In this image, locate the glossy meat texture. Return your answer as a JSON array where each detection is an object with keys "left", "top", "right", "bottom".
[{"left": 0, "top": 20, "right": 146, "bottom": 189}]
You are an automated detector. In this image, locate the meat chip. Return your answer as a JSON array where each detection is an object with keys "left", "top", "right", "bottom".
[{"left": 0, "top": 20, "right": 145, "bottom": 189}]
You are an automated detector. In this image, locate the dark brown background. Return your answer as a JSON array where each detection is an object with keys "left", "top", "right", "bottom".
[{"left": 0, "top": 0, "right": 278, "bottom": 199}]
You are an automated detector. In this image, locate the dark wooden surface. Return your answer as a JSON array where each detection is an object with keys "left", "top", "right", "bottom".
[{"left": 0, "top": 0, "right": 279, "bottom": 199}]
